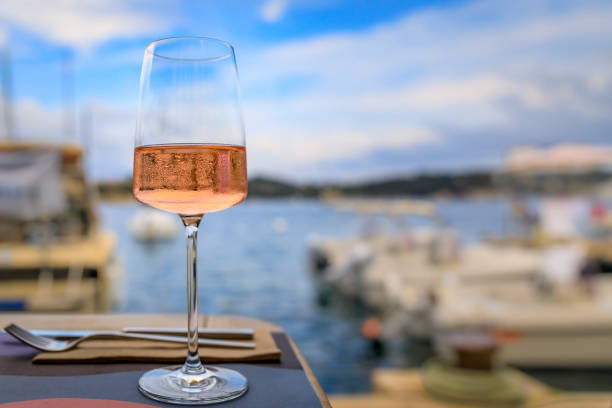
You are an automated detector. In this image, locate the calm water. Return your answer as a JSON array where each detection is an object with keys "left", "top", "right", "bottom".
[{"left": 98, "top": 197, "right": 612, "bottom": 394}]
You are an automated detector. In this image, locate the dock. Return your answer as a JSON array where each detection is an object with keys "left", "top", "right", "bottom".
[{"left": 330, "top": 368, "right": 612, "bottom": 407}]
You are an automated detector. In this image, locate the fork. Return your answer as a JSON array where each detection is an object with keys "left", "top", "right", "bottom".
[{"left": 4, "top": 323, "right": 255, "bottom": 351}]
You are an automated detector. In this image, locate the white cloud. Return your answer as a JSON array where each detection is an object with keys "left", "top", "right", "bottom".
[
  {"left": 259, "top": 0, "right": 289, "bottom": 23},
  {"left": 245, "top": 1, "right": 612, "bottom": 90},
  {"left": 236, "top": 0, "right": 612, "bottom": 179},
  {"left": 5, "top": 0, "right": 612, "bottom": 181},
  {"left": 0, "top": 0, "right": 172, "bottom": 50},
  {"left": 247, "top": 121, "right": 437, "bottom": 167}
]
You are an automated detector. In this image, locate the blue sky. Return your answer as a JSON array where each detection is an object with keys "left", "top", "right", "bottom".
[{"left": 0, "top": 0, "right": 611, "bottom": 181}]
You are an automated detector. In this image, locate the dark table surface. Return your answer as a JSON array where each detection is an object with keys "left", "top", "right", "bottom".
[{"left": 0, "top": 314, "right": 330, "bottom": 408}]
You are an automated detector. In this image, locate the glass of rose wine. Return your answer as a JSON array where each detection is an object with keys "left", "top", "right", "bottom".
[{"left": 133, "top": 37, "right": 248, "bottom": 404}]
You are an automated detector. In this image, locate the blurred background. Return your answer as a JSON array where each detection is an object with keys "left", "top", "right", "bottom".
[{"left": 1, "top": 0, "right": 612, "bottom": 405}]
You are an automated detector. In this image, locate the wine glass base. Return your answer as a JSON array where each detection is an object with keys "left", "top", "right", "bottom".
[{"left": 138, "top": 365, "right": 248, "bottom": 405}]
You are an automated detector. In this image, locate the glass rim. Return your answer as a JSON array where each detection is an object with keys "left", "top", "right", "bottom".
[{"left": 145, "top": 36, "right": 235, "bottom": 62}]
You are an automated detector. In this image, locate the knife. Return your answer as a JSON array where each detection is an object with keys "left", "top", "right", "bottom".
[
  {"left": 123, "top": 327, "right": 254, "bottom": 340},
  {"left": 2, "top": 327, "right": 254, "bottom": 340}
]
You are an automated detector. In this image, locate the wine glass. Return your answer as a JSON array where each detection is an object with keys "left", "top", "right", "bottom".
[{"left": 133, "top": 37, "right": 248, "bottom": 405}]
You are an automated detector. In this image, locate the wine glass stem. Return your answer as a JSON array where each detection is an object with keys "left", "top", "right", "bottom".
[{"left": 181, "top": 215, "right": 203, "bottom": 374}]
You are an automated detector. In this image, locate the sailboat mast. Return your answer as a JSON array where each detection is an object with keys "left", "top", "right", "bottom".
[
  {"left": 62, "top": 52, "right": 75, "bottom": 140},
  {"left": 1, "top": 45, "right": 14, "bottom": 140}
]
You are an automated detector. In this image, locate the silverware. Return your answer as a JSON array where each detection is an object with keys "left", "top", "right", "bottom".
[
  {"left": 5, "top": 327, "right": 254, "bottom": 340},
  {"left": 4, "top": 323, "right": 255, "bottom": 352},
  {"left": 123, "top": 327, "right": 254, "bottom": 339}
]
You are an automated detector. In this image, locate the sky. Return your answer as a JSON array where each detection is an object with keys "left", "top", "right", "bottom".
[{"left": 0, "top": 0, "right": 611, "bottom": 182}]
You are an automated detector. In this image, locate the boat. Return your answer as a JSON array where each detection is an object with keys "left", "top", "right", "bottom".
[
  {"left": 311, "top": 143, "right": 612, "bottom": 367},
  {"left": 310, "top": 196, "right": 612, "bottom": 367},
  {"left": 308, "top": 198, "right": 441, "bottom": 307},
  {"left": 308, "top": 198, "right": 543, "bottom": 334},
  {"left": 430, "top": 237, "right": 612, "bottom": 367},
  {"left": 432, "top": 275, "right": 612, "bottom": 367},
  {"left": 310, "top": 233, "right": 544, "bottom": 336},
  {"left": 129, "top": 208, "right": 179, "bottom": 242},
  {"left": 0, "top": 141, "right": 121, "bottom": 312},
  {"left": 423, "top": 144, "right": 612, "bottom": 367}
]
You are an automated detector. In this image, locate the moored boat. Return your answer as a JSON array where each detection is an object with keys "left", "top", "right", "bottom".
[{"left": 0, "top": 141, "right": 121, "bottom": 312}]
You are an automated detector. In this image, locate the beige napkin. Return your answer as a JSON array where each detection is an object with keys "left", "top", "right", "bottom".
[{"left": 33, "top": 327, "right": 281, "bottom": 364}]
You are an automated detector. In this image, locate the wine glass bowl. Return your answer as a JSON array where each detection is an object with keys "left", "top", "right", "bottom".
[
  {"left": 133, "top": 37, "right": 248, "bottom": 405},
  {"left": 133, "top": 143, "right": 247, "bottom": 215}
]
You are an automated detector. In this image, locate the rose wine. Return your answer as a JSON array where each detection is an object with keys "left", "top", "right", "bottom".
[{"left": 133, "top": 144, "right": 247, "bottom": 215}]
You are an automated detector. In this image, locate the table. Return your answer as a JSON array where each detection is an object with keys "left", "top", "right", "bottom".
[{"left": 0, "top": 314, "right": 331, "bottom": 408}]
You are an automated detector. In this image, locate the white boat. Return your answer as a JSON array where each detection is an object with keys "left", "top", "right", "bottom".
[
  {"left": 310, "top": 231, "right": 543, "bottom": 333},
  {"left": 310, "top": 195, "right": 612, "bottom": 368},
  {"left": 308, "top": 198, "right": 442, "bottom": 308},
  {"left": 426, "top": 147, "right": 612, "bottom": 367},
  {"left": 432, "top": 273, "right": 612, "bottom": 367},
  {"left": 309, "top": 198, "right": 539, "bottom": 299},
  {"left": 0, "top": 141, "right": 122, "bottom": 312},
  {"left": 128, "top": 208, "right": 179, "bottom": 242}
]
